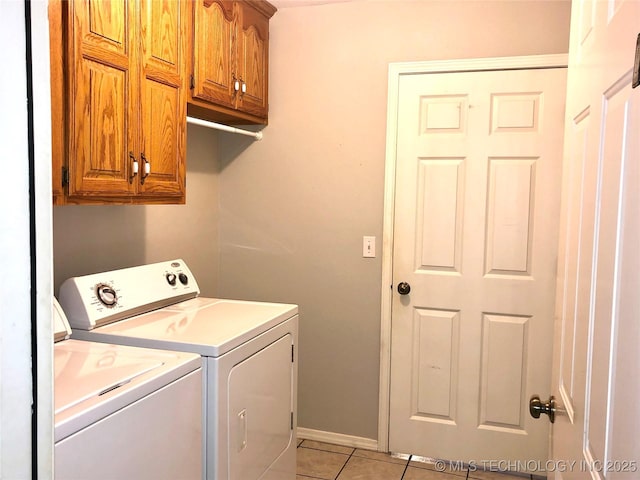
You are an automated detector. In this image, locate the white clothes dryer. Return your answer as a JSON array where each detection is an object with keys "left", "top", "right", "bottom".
[
  {"left": 59, "top": 260, "right": 298, "bottom": 480},
  {"left": 53, "top": 298, "right": 202, "bottom": 480}
]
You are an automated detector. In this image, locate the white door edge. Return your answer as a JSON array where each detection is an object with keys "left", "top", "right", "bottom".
[
  {"left": 377, "top": 53, "right": 569, "bottom": 453},
  {"left": 31, "top": 1, "right": 55, "bottom": 477}
]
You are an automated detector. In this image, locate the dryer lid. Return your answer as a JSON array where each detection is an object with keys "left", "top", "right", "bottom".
[{"left": 72, "top": 298, "right": 298, "bottom": 357}]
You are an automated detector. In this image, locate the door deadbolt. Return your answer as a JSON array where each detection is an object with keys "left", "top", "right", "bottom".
[{"left": 529, "top": 395, "right": 556, "bottom": 423}]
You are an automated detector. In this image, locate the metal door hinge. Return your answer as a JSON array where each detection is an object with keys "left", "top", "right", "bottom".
[
  {"left": 62, "top": 166, "right": 69, "bottom": 186},
  {"left": 290, "top": 411, "right": 294, "bottom": 430},
  {"left": 633, "top": 33, "right": 640, "bottom": 88},
  {"left": 190, "top": 74, "right": 195, "bottom": 90},
  {"left": 291, "top": 345, "right": 295, "bottom": 362}
]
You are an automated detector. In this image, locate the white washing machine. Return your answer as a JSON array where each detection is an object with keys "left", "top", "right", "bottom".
[
  {"left": 53, "top": 298, "right": 203, "bottom": 480},
  {"left": 58, "top": 259, "right": 298, "bottom": 480}
]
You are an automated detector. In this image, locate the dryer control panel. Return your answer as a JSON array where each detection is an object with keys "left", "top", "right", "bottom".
[{"left": 59, "top": 259, "right": 200, "bottom": 331}]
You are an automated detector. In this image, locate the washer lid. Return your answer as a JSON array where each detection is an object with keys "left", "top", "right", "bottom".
[
  {"left": 54, "top": 339, "right": 200, "bottom": 442},
  {"left": 72, "top": 298, "right": 298, "bottom": 357}
]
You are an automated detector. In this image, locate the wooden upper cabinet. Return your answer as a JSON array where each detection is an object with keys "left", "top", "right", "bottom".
[
  {"left": 54, "top": 0, "right": 188, "bottom": 204},
  {"left": 188, "top": 0, "right": 276, "bottom": 125}
]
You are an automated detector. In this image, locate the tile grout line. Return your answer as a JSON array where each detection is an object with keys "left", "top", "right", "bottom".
[
  {"left": 399, "top": 455, "right": 411, "bottom": 479},
  {"left": 297, "top": 442, "right": 351, "bottom": 480},
  {"left": 332, "top": 448, "right": 355, "bottom": 480}
]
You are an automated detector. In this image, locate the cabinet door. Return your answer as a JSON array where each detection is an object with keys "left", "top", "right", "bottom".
[
  {"left": 191, "top": 0, "right": 236, "bottom": 110},
  {"left": 139, "top": 0, "right": 188, "bottom": 199},
  {"left": 67, "top": 0, "right": 137, "bottom": 198},
  {"left": 236, "top": 2, "right": 270, "bottom": 118}
]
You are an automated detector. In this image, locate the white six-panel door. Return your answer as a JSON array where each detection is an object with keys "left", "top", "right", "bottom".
[
  {"left": 388, "top": 65, "right": 567, "bottom": 464},
  {"left": 551, "top": 0, "right": 640, "bottom": 478}
]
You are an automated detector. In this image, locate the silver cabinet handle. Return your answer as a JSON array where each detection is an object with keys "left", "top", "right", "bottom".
[
  {"left": 140, "top": 153, "right": 150, "bottom": 185},
  {"left": 129, "top": 152, "right": 138, "bottom": 184}
]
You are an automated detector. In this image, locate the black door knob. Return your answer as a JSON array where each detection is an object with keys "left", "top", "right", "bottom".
[{"left": 397, "top": 282, "right": 411, "bottom": 295}]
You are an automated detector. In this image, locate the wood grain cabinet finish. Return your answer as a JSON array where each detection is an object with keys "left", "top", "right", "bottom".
[
  {"left": 52, "top": 0, "right": 188, "bottom": 204},
  {"left": 188, "top": 0, "right": 276, "bottom": 125}
]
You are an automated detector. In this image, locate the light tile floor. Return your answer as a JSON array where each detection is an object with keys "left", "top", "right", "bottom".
[{"left": 296, "top": 439, "right": 537, "bottom": 480}]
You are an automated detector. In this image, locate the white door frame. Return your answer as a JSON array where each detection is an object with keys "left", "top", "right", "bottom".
[
  {"left": 0, "top": 1, "right": 54, "bottom": 478},
  {"left": 32, "top": 1, "right": 55, "bottom": 477},
  {"left": 377, "top": 54, "right": 568, "bottom": 453}
]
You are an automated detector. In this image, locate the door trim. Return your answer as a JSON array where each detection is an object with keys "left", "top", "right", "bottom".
[{"left": 378, "top": 54, "right": 568, "bottom": 453}]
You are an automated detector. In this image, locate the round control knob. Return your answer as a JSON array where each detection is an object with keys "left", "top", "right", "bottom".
[
  {"left": 178, "top": 273, "right": 188, "bottom": 285},
  {"left": 96, "top": 284, "right": 117, "bottom": 307},
  {"left": 166, "top": 273, "right": 177, "bottom": 286},
  {"left": 397, "top": 282, "right": 411, "bottom": 295}
]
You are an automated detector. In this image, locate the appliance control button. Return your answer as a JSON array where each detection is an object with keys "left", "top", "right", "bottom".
[
  {"left": 178, "top": 273, "right": 188, "bottom": 285},
  {"left": 96, "top": 284, "right": 117, "bottom": 307},
  {"left": 166, "top": 273, "right": 177, "bottom": 286}
]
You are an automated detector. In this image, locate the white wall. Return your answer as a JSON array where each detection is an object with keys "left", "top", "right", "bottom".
[{"left": 217, "top": 1, "right": 572, "bottom": 440}]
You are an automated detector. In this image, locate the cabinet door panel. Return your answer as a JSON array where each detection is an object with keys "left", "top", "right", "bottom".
[
  {"left": 79, "top": 0, "right": 129, "bottom": 56},
  {"left": 192, "top": 0, "right": 235, "bottom": 108},
  {"left": 141, "top": 0, "right": 181, "bottom": 76},
  {"left": 140, "top": 75, "right": 185, "bottom": 198},
  {"left": 70, "top": 59, "right": 134, "bottom": 196},
  {"left": 236, "top": 2, "right": 269, "bottom": 118},
  {"left": 68, "top": 0, "right": 136, "bottom": 198}
]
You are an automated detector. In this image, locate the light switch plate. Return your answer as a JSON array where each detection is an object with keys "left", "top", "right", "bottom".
[{"left": 363, "top": 236, "right": 376, "bottom": 258}]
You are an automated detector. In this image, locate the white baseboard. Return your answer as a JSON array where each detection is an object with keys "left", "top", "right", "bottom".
[{"left": 297, "top": 427, "right": 379, "bottom": 452}]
